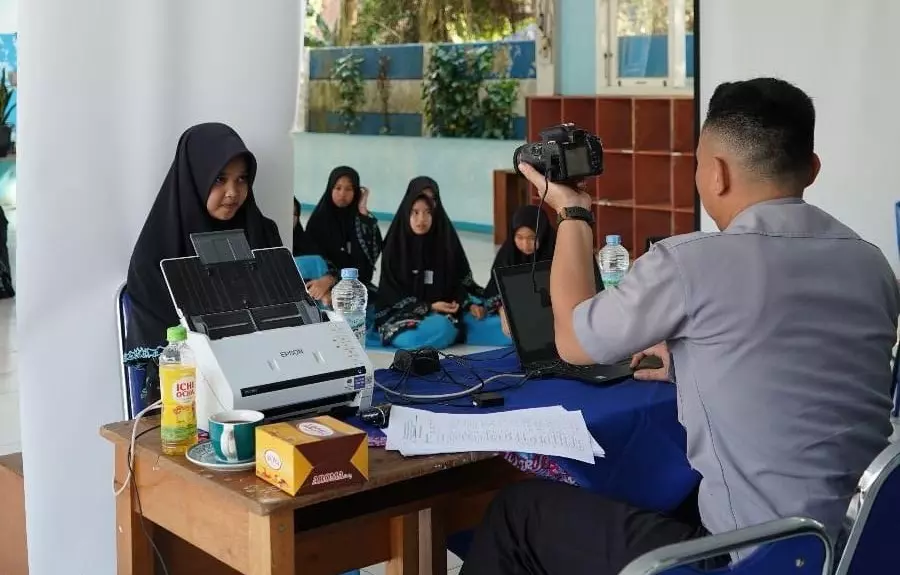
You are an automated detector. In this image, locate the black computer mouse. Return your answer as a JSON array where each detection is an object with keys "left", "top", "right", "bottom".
[{"left": 634, "top": 355, "right": 664, "bottom": 371}]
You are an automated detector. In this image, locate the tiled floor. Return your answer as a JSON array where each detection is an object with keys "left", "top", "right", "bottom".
[{"left": 0, "top": 218, "right": 497, "bottom": 574}]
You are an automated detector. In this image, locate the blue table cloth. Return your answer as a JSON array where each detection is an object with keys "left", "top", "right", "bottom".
[{"left": 361, "top": 347, "right": 700, "bottom": 513}]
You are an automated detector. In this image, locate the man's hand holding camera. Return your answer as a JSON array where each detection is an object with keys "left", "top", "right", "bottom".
[
  {"left": 516, "top": 163, "right": 593, "bottom": 213},
  {"left": 512, "top": 123, "right": 603, "bottom": 366}
]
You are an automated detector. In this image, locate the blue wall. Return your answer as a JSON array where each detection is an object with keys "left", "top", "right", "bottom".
[
  {"left": 294, "top": 132, "right": 524, "bottom": 231},
  {"left": 307, "top": 41, "right": 535, "bottom": 138}
]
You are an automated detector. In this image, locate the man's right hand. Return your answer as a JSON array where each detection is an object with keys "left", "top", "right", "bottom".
[
  {"left": 631, "top": 342, "right": 672, "bottom": 382},
  {"left": 517, "top": 163, "right": 592, "bottom": 212},
  {"left": 432, "top": 301, "right": 459, "bottom": 314}
]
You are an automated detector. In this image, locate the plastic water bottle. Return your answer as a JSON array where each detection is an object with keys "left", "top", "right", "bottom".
[
  {"left": 159, "top": 325, "right": 198, "bottom": 456},
  {"left": 598, "top": 234, "right": 630, "bottom": 288},
  {"left": 332, "top": 268, "right": 368, "bottom": 349}
]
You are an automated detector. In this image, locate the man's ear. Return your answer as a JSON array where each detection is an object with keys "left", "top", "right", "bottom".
[
  {"left": 807, "top": 153, "right": 821, "bottom": 187},
  {"left": 712, "top": 156, "right": 731, "bottom": 197}
]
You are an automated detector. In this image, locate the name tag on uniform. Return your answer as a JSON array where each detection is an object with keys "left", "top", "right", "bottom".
[{"left": 424, "top": 270, "right": 434, "bottom": 285}]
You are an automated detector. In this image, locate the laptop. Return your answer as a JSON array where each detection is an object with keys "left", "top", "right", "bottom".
[{"left": 494, "top": 260, "right": 638, "bottom": 385}]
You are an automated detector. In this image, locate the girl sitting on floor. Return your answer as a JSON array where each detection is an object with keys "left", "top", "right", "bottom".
[
  {"left": 124, "top": 123, "right": 282, "bottom": 403},
  {"left": 479, "top": 205, "right": 557, "bottom": 342},
  {"left": 304, "top": 166, "right": 383, "bottom": 302},
  {"left": 374, "top": 186, "right": 474, "bottom": 350},
  {"left": 483, "top": 205, "right": 556, "bottom": 311},
  {"left": 293, "top": 197, "right": 337, "bottom": 305},
  {"left": 383, "top": 176, "right": 484, "bottom": 309}
]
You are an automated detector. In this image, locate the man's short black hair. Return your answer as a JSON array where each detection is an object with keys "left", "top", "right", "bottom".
[{"left": 705, "top": 78, "right": 815, "bottom": 184}]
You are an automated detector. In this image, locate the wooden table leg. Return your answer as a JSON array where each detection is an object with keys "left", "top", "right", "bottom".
[
  {"left": 248, "top": 509, "right": 296, "bottom": 575},
  {"left": 387, "top": 513, "right": 419, "bottom": 575},
  {"left": 418, "top": 508, "right": 447, "bottom": 575},
  {"left": 114, "top": 445, "right": 154, "bottom": 575}
]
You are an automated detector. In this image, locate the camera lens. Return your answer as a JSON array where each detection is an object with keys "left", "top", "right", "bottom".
[{"left": 513, "top": 143, "right": 544, "bottom": 176}]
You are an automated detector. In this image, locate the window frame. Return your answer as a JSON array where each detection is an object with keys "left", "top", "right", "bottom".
[{"left": 594, "top": 0, "right": 692, "bottom": 95}]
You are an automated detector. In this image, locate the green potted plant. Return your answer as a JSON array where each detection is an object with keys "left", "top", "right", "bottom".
[{"left": 0, "top": 68, "right": 16, "bottom": 157}]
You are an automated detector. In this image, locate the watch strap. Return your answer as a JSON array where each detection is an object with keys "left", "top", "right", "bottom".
[{"left": 557, "top": 206, "right": 595, "bottom": 226}]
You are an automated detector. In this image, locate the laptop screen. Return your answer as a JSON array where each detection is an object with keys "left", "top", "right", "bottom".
[
  {"left": 495, "top": 261, "right": 556, "bottom": 363},
  {"left": 496, "top": 260, "right": 603, "bottom": 365}
]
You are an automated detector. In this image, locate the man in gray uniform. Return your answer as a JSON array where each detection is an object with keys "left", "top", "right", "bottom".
[{"left": 461, "top": 78, "right": 899, "bottom": 575}]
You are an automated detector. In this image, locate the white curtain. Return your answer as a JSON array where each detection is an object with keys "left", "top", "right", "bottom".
[
  {"left": 699, "top": 0, "right": 900, "bottom": 272},
  {"left": 17, "top": 1, "right": 301, "bottom": 572}
]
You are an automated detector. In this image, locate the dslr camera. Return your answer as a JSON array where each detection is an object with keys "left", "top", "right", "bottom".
[{"left": 513, "top": 123, "right": 604, "bottom": 184}]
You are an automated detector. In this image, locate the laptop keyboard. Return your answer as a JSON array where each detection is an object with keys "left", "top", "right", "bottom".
[{"left": 529, "top": 360, "right": 597, "bottom": 375}]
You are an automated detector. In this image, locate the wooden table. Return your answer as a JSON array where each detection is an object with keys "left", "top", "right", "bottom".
[{"left": 102, "top": 417, "right": 521, "bottom": 575}]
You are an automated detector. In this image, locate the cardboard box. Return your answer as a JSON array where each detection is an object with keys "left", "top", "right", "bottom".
[{"left": 255, "top": 416, "right": 368, "bottom": 496}]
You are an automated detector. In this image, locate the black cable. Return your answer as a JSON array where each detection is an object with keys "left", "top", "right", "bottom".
[
  {"left": 378, "top": 346, "right": 533, "bottom": 409},
  {"left": 128, "top": 424, "right": 170, "bottom": 575},
  {"left": 531, "top": 175, "right": 551, "bottom": 294}
]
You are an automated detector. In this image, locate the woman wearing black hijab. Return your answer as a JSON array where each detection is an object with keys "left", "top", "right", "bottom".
[
  {"left": 292, "top": 197, "right": 339, "bottom": 299},
  {"left": 374, "top": 180, "right": 474, "bottom": 348},
  {"left": 383, "top": 176, "right": 483, "bottom": 301},
  {"left": 124, "top": 123, "right": 281, "bottom": 361},
  {"left": 304, "top": 166, "right": 383, "bottom": 300},
  {"left": 293, "top": 197, "right": 328, "bottom": 258},
  {"left": 482, "top": 205, "right": 556, "bottom": 312}
]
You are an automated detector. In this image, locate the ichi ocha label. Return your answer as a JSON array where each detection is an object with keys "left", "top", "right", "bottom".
[{"left": 160, "top": 365, "right": 197, "bottom": 442}]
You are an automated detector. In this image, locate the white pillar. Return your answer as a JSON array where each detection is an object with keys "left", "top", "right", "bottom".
[
  {"left": 698, "top": 0, "right": 900, "bottom": 273},
  {"left": 17, "top": 1, "right": 300, "bottom": 573}
]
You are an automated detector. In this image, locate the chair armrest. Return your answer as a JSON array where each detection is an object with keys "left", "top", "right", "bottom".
[{"left": 618, "top": 517, "right": 832, "bottom": 575}]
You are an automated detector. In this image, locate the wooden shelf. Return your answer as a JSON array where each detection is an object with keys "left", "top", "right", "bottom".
[
  {"left": 493, "top": 170, "right": 531, "bottom": 245},
  {"left": 526, "top": 95, "right": 697, "bottom": 257}
]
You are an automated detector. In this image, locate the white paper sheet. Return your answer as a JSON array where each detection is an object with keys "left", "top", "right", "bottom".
[{"left": 384, "top": 405, "right": 604, "bottom": 464}]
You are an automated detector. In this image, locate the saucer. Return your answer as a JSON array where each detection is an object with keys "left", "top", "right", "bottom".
[{"left": 186, "top": 441, "right": 255, "bottom": 472}]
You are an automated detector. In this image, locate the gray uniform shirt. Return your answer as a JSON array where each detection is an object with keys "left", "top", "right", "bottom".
[{"left": 573, "top": 198, "right": 898, "bottom": 542}]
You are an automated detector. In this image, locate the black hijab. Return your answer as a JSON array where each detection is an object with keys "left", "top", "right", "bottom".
[
  {"left": 377, "top": 183, "right": 466, "bottom": 311},
  {"left": 384, "top": 176, "right": 478, "bottom": 287},
  {"left": 484, "top": 205, "right": 556, "bottom": 299},
  {"left": 293, "top": 197, "right": 321, "bottom": 256},
  {"left": 125, "top": 122, "right": 281, "bottom": 353},
  {"left": 305, "top": 166, "right": 363, "bottom": 270}
]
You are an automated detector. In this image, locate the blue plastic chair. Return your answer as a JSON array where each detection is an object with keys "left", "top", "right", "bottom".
[
  {"left": 116, "top": 282, "right": 153, "bottom": 419},
  {"left": 116, "top": 282, "right": 134, "bottom": 418},
  {"left": 618, "top": 517, "right": 832, "bottom": 575},
  {"left": 834, "top": 441, "right": 900, "bottom": 575}
]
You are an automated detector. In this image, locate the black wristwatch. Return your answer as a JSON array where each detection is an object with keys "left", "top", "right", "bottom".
[{"left": 556, "top": 206, "right": 595, "bottom": 226}]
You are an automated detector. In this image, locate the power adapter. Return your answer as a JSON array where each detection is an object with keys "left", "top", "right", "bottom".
[
  {"left": 472, "top": 392, "right": 505, "bottom": 408},
  {"left": 391, "top": 348, "right": 441, "bottom": 376}
]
